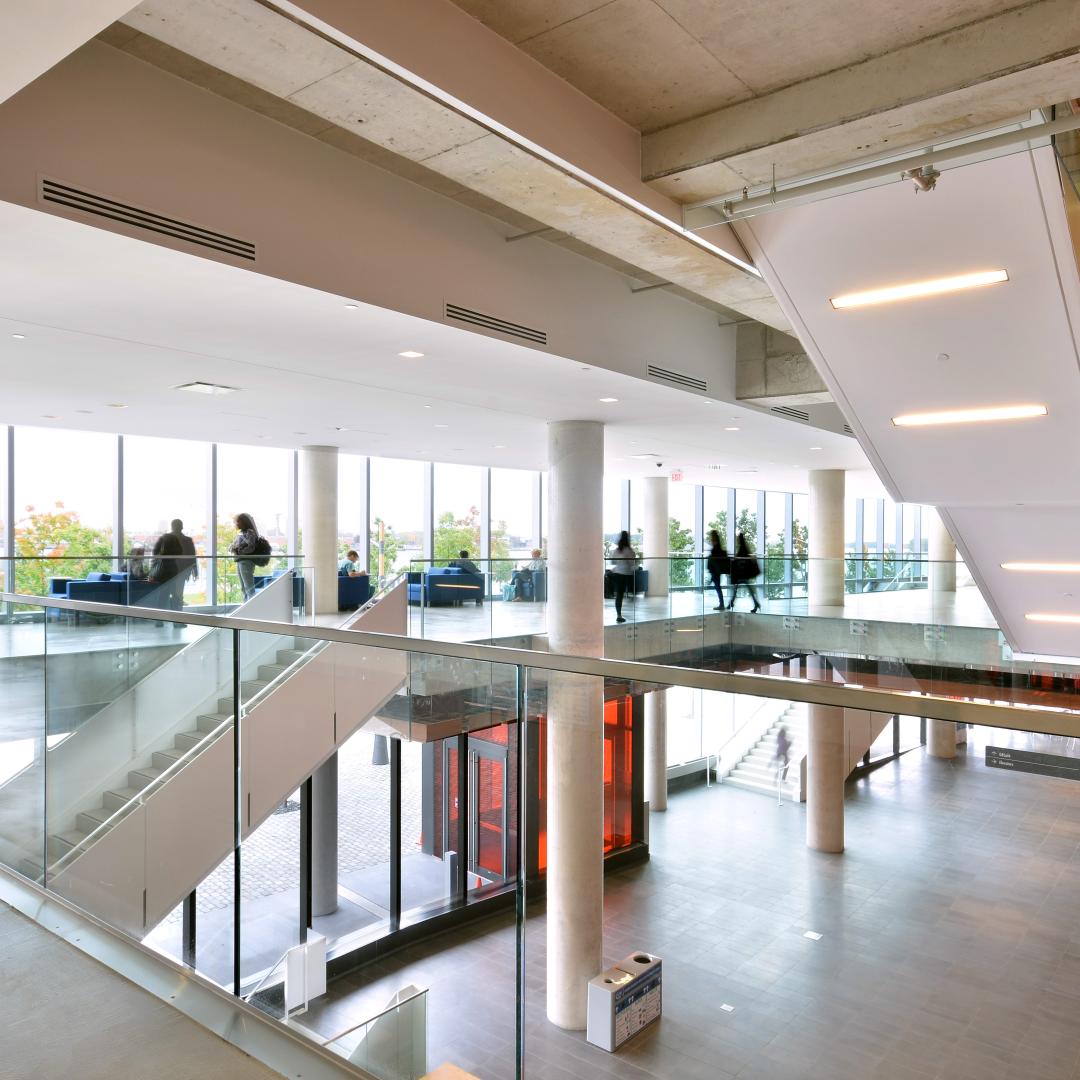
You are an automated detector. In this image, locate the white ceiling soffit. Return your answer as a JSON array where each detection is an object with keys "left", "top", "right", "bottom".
[
  {"left": 736, "top": 145, "right": 1080, "bottom": 656},
  {"left": 0, "top": 199, "right": 864, "bottom": 484},
  {"left": 115, "top": 0, "right": 785, "bottom": 330}
]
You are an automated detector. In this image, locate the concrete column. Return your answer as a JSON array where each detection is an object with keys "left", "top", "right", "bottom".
[
  {"left": 645, "top": 690, "right": 668, "bottom": 812},
  {"left": 928, "top": 510, "right": 957, "bottom": 595},
  {"left": 311, "top": 754, "right": 338, "bottom": 916},
  {"left": 928, "top": 719, "right": 957, "bottom": 759},
  {"left": 807, "top": 704, "right": 845, "bottom": 853},
  {"left": 299, "top": 445, "right": 339, "bottom": 616},
  {"left": 808, "top": 470, "right": 845, "bottom": 609},
  {"left": 546, "top": 420, "right": 604, "bottom": 1031},
  {"left": 642, "top": 475, "right": 669, "bottom": 598}
]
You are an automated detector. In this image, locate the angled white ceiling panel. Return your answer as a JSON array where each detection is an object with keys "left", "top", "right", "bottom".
[{"left": 738, "top": 146, "right": 1080, "bottom": 656}]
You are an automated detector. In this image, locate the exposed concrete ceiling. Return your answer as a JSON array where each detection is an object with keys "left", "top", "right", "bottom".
[
  {"left": 452, "top": 0, "right": 1027, "bottom": 132},
  {"left": 102, "top": 0, "right": 786, "bottom": 329}
]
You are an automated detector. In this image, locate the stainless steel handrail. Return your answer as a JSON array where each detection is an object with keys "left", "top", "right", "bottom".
[{"left": 5, "top": 591, "right": 1079, "bottom": 732}]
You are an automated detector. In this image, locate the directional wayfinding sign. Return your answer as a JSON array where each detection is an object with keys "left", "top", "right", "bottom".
[{"left": 985, "top": 746, "right": 1080, "bottom": 780}]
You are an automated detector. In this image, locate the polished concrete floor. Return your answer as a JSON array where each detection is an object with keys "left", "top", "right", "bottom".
[
  {"left": 2, "top": 900, "right": 284, "bottom": 1080},
  {"left": 297, "top": 725, "right": 1080, "bottom": 1080},
  {"left": 405, "top": 584, "right": 997, "bottom": 646}
]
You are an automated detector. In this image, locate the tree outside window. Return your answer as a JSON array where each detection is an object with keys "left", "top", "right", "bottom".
[{"left": 14, "top": 503, "right": 113, "bottom": 598}]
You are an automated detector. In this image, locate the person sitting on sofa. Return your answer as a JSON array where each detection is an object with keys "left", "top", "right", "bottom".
[
  {"left": 511, "top": 548, "right": 544, "bottom": 600},
  {"left": 339, "top": 549, "right": 367, "bottom": 577},
  {"left": 449, "top": 549, "right": 483, "bottom": 606}
]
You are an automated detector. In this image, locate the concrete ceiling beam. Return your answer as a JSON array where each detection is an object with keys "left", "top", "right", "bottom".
[
  {"left": 117, "top": 0, "right": 788, "bottom": 329},
  {"left": 642, "top": 0, "right": 1080, "bottom": 203}
]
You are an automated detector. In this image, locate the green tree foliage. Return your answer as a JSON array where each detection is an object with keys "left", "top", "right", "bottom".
[
  {"left": 14, "top": 503, "right": 113, "bottom": 597},
  {"left": 428, "top": 507, "right": 510, "bottom": 583},
  {"left": 668, "top": 516, "right": 695, "bottom": 587},
  {"left": 368, "top": 516, "right": 400, "bottom": 577}
]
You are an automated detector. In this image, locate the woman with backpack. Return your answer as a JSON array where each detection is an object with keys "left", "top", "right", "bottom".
[
  {"left": 730, "top": 532, "right": 762, "bottom": 613},
  {"left": 229, "top": 512, "right": 262, "bottom": 599}
]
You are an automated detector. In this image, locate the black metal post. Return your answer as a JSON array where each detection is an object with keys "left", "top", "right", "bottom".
[
  {"left": 390, "top": 739, "right": 402, "bottom": 931},
  {"left": 232, "top": 628, "right": 241, "bottom": 997},
  {"left": 182, "top": 889, "right": 196, "bottom": 968},
  {"left": 300, "top": 776, "right": 313, "bottom": 942},
  {"left": 457, "top": 732, "right": 468, "bottom": 904}
]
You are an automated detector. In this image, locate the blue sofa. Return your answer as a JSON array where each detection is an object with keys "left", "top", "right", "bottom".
[
  {"left": 252, "top": 569, "right": 309, "bottom": 609},
  {"left": 48, "top": 572, "right": 168, "bottom": 620},
  {"left": 407, "top": 566, "right": 485, "bottom": 606},
  {"left": 337, "top": 574, "right": 371, "bottom": 611}
]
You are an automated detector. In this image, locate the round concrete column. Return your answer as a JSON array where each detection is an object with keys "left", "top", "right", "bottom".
[
  {"left": 807, "top": 704, "right": 845, "bottom": 853},
  {"left": 808, "top": 470, "right": 845, "bottom": 609},
  {"left": 299, "top": 446, "right": 339, "bottom": 616},
  {"left": 928, "top": 510, "right": 957, "bottom": 595},
  {"left": 645, "top": 690, "right": 668, "bottom": 812},
  {"left": 642, "top": 476, "right": 669, "bottom": 599},
  {"left": 311, "top": 754, "right": 338, "bottom": 916},
  {"left": 546, "top": 420, "right": 604, "bottom": 1031},
  {"left": 928, "top": 719, "right": 957, "bottom": 759}
]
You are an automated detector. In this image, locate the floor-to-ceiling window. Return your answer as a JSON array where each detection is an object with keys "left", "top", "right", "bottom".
[
  {"left": 12, "top": 426, "right": 116, "bottom": 597},
  {"left": 668, "top": 481, "right": 697, "bottom": 589},
  {"left": 124, "top": 435, "right": 212, "bottom": 604},
  {"left": 703, "top": 484, "right": 730, "bottom": 549},
  {"left": 433, "top": 463, "right": 483, "bottom": 564},
  {"left": 602, "top": 477, "right": 626, "bottom": 555},
  {"left": 763, "top": 490, "right": 788, "bottom": 598},
  {"left": 369, "top": 457, "right": 426, "bottom": 577},
  {"left": 0, "top": 427, "right": 8, "bottom": 594},
  {"left": 338, "top": 453, "right": 368, "bottom": 570},
  {"left": 490, "top": 468, "right": 539, "bottom": 593}
]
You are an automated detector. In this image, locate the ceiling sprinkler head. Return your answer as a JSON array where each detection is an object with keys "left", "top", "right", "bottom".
[{"left": 905, "top": 165, "right": 940, "bottom": 193}]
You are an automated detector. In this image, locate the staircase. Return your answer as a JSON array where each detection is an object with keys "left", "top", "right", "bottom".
[
  {"left": 725, "top": 703, "right": 807, "bottom": 799},
  {"left": 25, "top": 637, "right": 313, "bottom": 879}
]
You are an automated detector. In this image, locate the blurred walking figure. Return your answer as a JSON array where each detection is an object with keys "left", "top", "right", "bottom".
[
  {"left": 706, "top": 528, "right": 730, "bottom": 611},
  {"left": 608, "top": 530, "right": 640, "bottom": 624},
  {"left": 730, "top": 532, "right": 762, "bottom": 613},
  {"left": 775, "top": 723, "right": 791, "bottom": 784},
  {"left": 169, "top": 519, "right": 198, "bottom": 609},
  {"left": 124, "top": 544, "right": 148, "bottom": 581},
  {"left": 229, "top": 513, "right": 260, "bottom": 600}
]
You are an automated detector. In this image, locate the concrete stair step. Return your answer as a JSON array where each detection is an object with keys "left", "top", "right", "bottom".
[
  {"left": 104, "top": 786, "right": 142, "bottom": 811},
  {"left": 198, "top": 712, "right": 230, "bottom": 733},
  {"left": 19, "top": 857, "right": 43, "bottom": 881},
  {"left": 257, "top": 663, "right": 287, "bottom": 682},
  {"left": 726, "top": 774, "right": 799, "bottom": 798},
  {"left": 217, "top": 697, "right": 235, "bottom": 715},
  {"left": 734, "top": 761, "right": 784, "bottom": 782},
  {"left": 48, "top": 830, "right": 88, "bottom": 859},
  {"left": 240, "top": 679, "right": 268, "bottom": 699},
  {"left": 128, "top": 766, "right": 164, "bottom": 791},
  {"left": 76, "top": 806, "right": 117, "bottom": 835},
  {"left": 276, "top": 649, "right": 305, "bottom": 665},
  {"left": 175, "top": 730, "right": 205, "bottom": 751},
  {"left": 152, "top": 748, "right": 185, "bottom": 771}
]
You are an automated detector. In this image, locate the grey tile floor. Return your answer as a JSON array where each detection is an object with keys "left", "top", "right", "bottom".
[
  {"left": 2, "top": 900, "right": 284, "bottom": 1080},
  {"left": 303, "top": 724, "right": 1080, "bottom": 1080}
]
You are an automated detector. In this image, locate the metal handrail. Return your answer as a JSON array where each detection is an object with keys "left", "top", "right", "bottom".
[{"left": 5, "top": 590, "right": 1080, "bottom": 731}]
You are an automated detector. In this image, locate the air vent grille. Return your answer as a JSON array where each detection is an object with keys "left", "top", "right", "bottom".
[
  {"left": 843, "top": 424, "right": 854, "bottom": 435},
  {"left": 445, "top": 303, "right": 547, "bottom": 345},
  {"left": 40, "top": 178, "right": 256, "bottom": 261},
  {"left": 647, "top": 364, "right": 707, "bottom": 392},
  {"left": 771, "top": 405, "right": 810, "bottom": 423}
]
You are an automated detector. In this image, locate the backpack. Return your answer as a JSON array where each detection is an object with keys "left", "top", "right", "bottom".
[{"left": 252, "top": 535, "right": 272, "bottom": 567}]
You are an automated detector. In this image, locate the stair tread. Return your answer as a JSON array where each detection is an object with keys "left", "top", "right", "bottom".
[
  {"left": 105, "top": 785, "right": 143, "bottom": 803},
  {"left": 52, "top": 829, "right": 88, "bottom": 848},
  {"left": 131, "top": 766, "right": 164, "bottom": 780},
  {"left": 79, "top": 806, "right": 115, "bottom": 826}
]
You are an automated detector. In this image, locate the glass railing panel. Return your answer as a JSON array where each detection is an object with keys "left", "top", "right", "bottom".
[
  {"left": 321, "top": 987, "right": 429, "bottom": 1079},
  {"left": 0, "top": 599, "right": 46, "bottom": 881}
]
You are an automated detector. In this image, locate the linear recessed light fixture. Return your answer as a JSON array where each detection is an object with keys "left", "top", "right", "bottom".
[
  {"left": 892, "top": 404, "right": 1046, "bottom": 427},
  {"left": 174, "top": 381, "right": 241, "bottom": 396},
  {"left": 106, "top": 403, "right": 128, "bottom": 409},
  {"left": 830, "top": 269, "right": 1008, "bottom": 309},
  {"left": 344, "top": 303, "right": 358, "bottom": 310},
  {"left": 1004, "top": 562, "right": 1080, "bottom": 573},
  {"left": 599, "top": 397, "right": 619, "bottom": 403},
  {"left": 11, "top": 333, "right": 25, "bottom": 340},
  {"left": 1026, "top": 613, "right": 1080, "bottom": 624},
  {"left": 399, "top": 350, "right": 425, "bottom": 358}
]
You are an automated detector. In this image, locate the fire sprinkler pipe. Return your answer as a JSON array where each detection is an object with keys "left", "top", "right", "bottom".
[{"left": 685, "top": 112, "right": 1080, "bottom": 223}]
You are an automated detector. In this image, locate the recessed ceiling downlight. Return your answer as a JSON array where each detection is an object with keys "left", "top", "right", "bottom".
[
  {"left": 1005, "top": 563, "right": 1080, "bottom": 573},
  {"left": 599, "top": 397, "right": 619, "bottom": 403},
  {"left": 1026, "top": 613, "right": 1080, "bottom": 624},
  {"left": 399, "top": 350, "right": 425, "bottom": 359},
  {"left": 174, "top": 381, "right": 241, "bottom": 396},
  {"left": 892, "top": 404, "right": 1046, "bottom": 427},
  {"left": 830, "top": 269, "right": 1008, "bottom": 309}
]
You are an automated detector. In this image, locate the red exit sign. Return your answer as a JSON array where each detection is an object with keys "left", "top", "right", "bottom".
[{"left": 670, "top": 470, "right": 683, "bottom": 482}]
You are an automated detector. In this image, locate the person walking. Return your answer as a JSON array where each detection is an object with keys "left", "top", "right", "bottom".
[
  {"left": 608, "top": 530, "right": 639, "bottom": 624},
  {"left": 149, "top": 528, "right": 183, "bottom": 617},
  {"left": 706, "top": 528, "right": 730, "bottom": 611},
  {"left": 730, "top": 532, "right": 762, "bottom": 613},
  {"left": 775, "top": 722, "right": 791, "bottom": 785},
  {"left": 229, "top": 512, "right": 260, "bottom": 600}
]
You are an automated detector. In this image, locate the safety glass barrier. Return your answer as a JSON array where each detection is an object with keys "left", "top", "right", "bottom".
[{"left": 5, "top": 590, "right": 1080, "bottom": 1080}]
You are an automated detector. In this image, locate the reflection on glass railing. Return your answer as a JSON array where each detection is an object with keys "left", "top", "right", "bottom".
[{"left": 321, "top": 987, "right": 428, "bottom": 1080}]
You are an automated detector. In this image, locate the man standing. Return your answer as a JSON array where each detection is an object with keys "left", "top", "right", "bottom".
[{"left": 153, "top": 519, "right": 198, "bottom": 611}]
